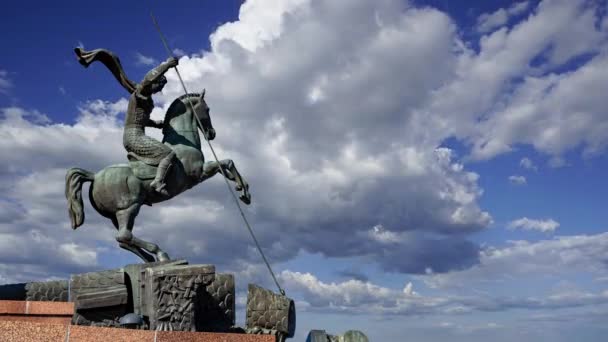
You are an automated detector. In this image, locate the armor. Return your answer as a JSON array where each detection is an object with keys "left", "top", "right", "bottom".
[
  {"left": 122, "top": 58, "right": 178, "bottom": 194},
  {"left": 123, "top": 92, "right": 171, "bottom": 166}
]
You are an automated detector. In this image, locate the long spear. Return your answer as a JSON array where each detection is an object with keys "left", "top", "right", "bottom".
[{"left": 149, "top": 12, "right": 285, "bottom": 296}]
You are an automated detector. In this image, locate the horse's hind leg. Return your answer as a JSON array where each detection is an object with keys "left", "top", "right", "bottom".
[
  {"left": 111, "top": 217, "right": 155, "bottom": 262},
  {"left": 115, "top": 204, "right": 170, "bottom": 262}
]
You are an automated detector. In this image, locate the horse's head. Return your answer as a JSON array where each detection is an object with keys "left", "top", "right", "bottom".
[
  {"left": 194, "top": 89, "right": 215, "bottom": 141},
  {"left": 164, "top": 90, "right": 215, "bottom": 147}
]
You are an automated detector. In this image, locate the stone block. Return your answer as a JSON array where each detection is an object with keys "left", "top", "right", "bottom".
[
  {"left": 0, "top": 300, "right": 73, "bottom": 326},
  {"left": 70, "top": 268, "right": 130, "bottom": 327},
  {"left": 155, "top": 330, "right": 277, "bottom": 342},
  {"left": 0, "top": 300, "right": 74, "bottom": 324},
  {"left": 144, "top": 264, "right": 215, "bottom": 331},
  {"left": 0, "top": 320, "right": 278, "bottom": 341},
  {"left": 123, "top": 259, "right": 188, "bottom": 317},
  {"left": 68, "top": 324, "right": 155, "bottom": 341},
  {"left": 196, "top": 273, "right": 236, "bottom": 332},
  {"left": 27, "top": 301, "right": 74, "bottom": 315},
  {"left": 246, "top": 285, "right": 296, "bottom": 339},
  {"left": 0, "top": 300, "right": 26, "bottom": 314}
]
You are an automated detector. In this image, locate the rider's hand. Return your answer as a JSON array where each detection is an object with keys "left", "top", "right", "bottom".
[{"left": 166, "top": 57, "right": 179, "bottom": 68}]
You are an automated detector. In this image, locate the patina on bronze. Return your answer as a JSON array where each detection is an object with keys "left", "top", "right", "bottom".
[
  {"left": 66, "top": 48, "right": 251, "bottom": 263},
  {"left": 0, "top": 262, "right": 297, "bottom": 336}
]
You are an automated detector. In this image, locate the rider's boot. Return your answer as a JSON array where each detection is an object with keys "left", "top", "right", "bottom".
[{"left": 150, "top": 151, "right": 176, "bottom": 196}]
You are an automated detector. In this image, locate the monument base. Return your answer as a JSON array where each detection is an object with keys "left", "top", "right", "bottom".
[
  {"left": 0, "top": 320, "right": 277, "bottom": 342},
  {"left": 0, "top": 260, "right": 295, "bottom": 340},
  {"left": 0, "top": 300, "right": 73, "bottom": 325}
]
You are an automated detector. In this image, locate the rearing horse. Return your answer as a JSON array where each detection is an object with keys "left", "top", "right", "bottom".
[{"left": 65, "top": 92, "right": 251, "bottom": 262}]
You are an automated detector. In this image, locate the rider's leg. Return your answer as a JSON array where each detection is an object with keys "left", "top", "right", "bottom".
[{"left": 151, "top": 151, "right": 176, "bottom": 194}]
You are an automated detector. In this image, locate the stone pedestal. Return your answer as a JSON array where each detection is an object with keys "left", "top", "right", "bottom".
[
  {"left": 0, "top": 300, "right": 74, "bottom": 325},
  {"left": 0, "top": 260, "right": 296, "bottom": 339},
  {"left": 144, "top": 264, "right": 215, "bottom": 331},
  {"left": 0, "top": 320, "right": 278, "bottom": 341},
  {"left": 197, "top": 273, "right": 236, "bottom": 332},
  {"left": 70, "top": 268, "right": 129, "bottom": 327},
  {"left": 246, "top": 284, "right": 296, "bottom": 341}
]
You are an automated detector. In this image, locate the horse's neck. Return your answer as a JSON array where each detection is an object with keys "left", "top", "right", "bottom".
[{"left": 164, "top": 111, "right": 201, "bottom": 149}]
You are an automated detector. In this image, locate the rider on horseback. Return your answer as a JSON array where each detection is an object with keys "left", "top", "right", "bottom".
[
  {"left": 74, "top": 47, "right": 178, "bottom": 195},
  {"left": 70, "top": 47, "right": 252, "bottom": 263},
  {"left": 124, "top": 57, "right": 179, "bottom": 195}
]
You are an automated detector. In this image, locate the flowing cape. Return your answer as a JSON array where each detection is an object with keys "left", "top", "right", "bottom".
[{"left": 74, "top": 48, "right": 138, "bottom": 94}]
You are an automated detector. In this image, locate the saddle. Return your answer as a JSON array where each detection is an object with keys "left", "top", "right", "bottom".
[{"left": 127, "top": 152, "right": 157, "bottom": 180}]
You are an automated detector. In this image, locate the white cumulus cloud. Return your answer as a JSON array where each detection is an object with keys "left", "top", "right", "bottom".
[
  {"left": 420, "top": 232, "right": 608, "bottom": 290},
  {"left": 0, "top": 70, "right": 12, "bottom": 94},
  {"left": 520, "top": 157, "right": 538, "bottom": 171},
  {"left": 508, "top": 217, "right": 559, "bottom": 232},
  {"left": 135, "top": 52, "right": 157, "bottom": 67},
  {"left": 508, "top": 175, "right": 527, "bottom": 185},
  {"left": 477, "top": 1, "right": 530, "bottom": 33}
]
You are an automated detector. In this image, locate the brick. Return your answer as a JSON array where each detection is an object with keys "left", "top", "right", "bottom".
[
  {"left": 68, "top": 325, "right": 155, "bottom": 341},
  {"left": 0, "top": 312, "right": 277, "bottom": 341},
  {"left": 0, "top": 300, "right": 26, "bottom": 314},
  {"left": 0, "top": 320, "right": 67, "bottom": 342},
  {"left": 156, "top": 330, "right": 276, "bottom": 342},
  {"left": 0, "top": 315, "right": 72, "bottom": 324},
  {"left": 0, "top": 300, "right": 74, "bottom": 316},
  {"left": 27, "top": 301, "right": 74, "bottom": 315}
]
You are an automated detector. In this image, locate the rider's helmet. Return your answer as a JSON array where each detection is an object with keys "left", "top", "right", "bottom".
[{"left": 119, "top": 313, "right": 144, "bottom": 329}]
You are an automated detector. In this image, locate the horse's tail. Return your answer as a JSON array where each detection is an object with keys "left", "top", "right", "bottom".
[{"left": 65, "top": 168, "right": 95, "bottom": 230}]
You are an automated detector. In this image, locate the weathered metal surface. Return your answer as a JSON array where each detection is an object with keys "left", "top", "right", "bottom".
[
  {"left": 341, "top": 330, "right": 369, "bottom": 342},
  {"left": 144, "top": 264, "right": 215, "bottom": 331},
  {"left": 306, "top": 330, "right": 369, "bottom": 342},
  {"left": 306, "top": 330, "right": 330, "bottom": 342},
  {"left": 70, "top": 269, "right": 126, "bottom": 309},
  {"left": 68, "top": 268, "right": 129, "bottom": 327},
  {"left": 68, "top": 48, "right": 250, "bottom": 264},
  {"left": 0, "top": 262, "right": 292, "bottom": 336},
  {"left": 246, "top": 284, "right": 296, "bottom": 339},
  {"left": 25, "top": 280, "right": 69, "bottom": 302},
  {"left": 196, "top": 273, "right": 235, "bottom": 331},
  {"left": 123, "top": 259, "right": 188, "bottom": 317},
  {"left": 72, "top": 286, "right": 128, "bottom": 310}
]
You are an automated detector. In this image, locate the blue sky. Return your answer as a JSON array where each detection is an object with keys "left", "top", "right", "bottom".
[{"left": 1, "top": 0, "right": 608, "bottom": 341}]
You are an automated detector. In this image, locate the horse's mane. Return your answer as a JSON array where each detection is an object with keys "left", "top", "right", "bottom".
[
  {"left": 178, "top": 93, "right": 201, "bottom": 101},
  {"left": 165, "top": 93, "right": 202, "bottom": 121}
]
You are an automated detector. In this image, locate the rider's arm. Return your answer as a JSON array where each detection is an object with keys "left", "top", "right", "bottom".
[
  {"left": 137, "top": 57, "right": 178, "bottom": 94},
  {"left": 145, "top": 118, "right": 163, "bottom": 128}
]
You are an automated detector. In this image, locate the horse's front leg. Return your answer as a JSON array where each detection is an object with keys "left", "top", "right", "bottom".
[
  {"left": 224, "top": 159, "right": 250, "bottom": 204},
  {"left": 200, "top": 159, "right": 250, "bottom": 204}
]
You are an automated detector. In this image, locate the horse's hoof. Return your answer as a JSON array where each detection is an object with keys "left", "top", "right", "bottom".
[
  {"left": 157, "top": 252, "right": 170, "bottom": 262},
  {"left": 240, "top": 194, "right": 251, "bottom": 205}
]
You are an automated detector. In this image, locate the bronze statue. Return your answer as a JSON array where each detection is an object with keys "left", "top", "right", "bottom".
[{"left": 66, "top": 48, "right": 251, "bottom": 263}]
